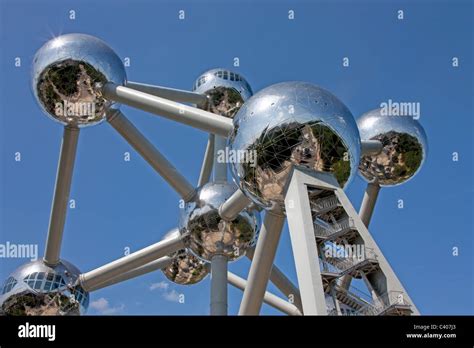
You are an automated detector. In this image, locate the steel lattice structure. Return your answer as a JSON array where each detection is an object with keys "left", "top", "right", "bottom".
[{"left": 0, "top": 33, "right": 427, "bottom": 316}]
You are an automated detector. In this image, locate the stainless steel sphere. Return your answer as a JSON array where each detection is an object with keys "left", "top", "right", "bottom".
[
  {"left": 193, "top": 68, "right": 252, "bottom": 118},
  {"left": 160, "top": 228, "right": 209, "bottom": 285},
  {"left": 32, "top": 33, "right": 126, "bottom": 127},
  {"left": 179, "top": 182, "right": 260, "bottom": 262},
  {"left": 357, "top": 108, "right": 428, "bottom": 186},
  {"left": 0, "top": 260, "right": 89, "bottom": 315},
  {"left": 228, "top": 81, "right": 360, "bottom": 209}
]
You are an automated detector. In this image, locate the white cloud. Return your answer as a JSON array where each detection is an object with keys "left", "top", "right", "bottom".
[
  {"left": 149, "top": 281, "right": 169, "bottom": 291},
  {"left": 90, "top": 297, "right": 125, "bottom": 315},
  {"left": 149, "top": 281, "right": 181, "bottom": 303},
  {"left": 162, "top": 289, "right": 180, "bottom": 303}
]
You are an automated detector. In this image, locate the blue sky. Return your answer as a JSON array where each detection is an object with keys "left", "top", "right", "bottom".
[{"left": 0, "top": 0, "right": 472, "bottom": 315}]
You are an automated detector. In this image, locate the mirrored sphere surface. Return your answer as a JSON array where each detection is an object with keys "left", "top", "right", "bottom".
[
  {"left": 193, "top": 68, "right": 253, "bottom": 118},
  {"left": 357, "top": 108, "right": 428, "bottom": 186},
  {"left": 32, "top": 33, "right": 126, "bottom": 127},
  {"left": 160, "top": 228, "right": 209, "bottom": 285},
  {"left": 228, "top": 81, "right": 360, "bottom": 209},
  {"left": 179, "top": 182, "right": 260, "bottom": 262},
  {"left": 0, "top": 260, "right": 89, "bottom": 315}
]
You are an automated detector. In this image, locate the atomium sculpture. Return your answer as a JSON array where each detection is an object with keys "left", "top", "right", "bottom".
[{"left": 0, "top": 33, "right": 427, "bottom": 316}]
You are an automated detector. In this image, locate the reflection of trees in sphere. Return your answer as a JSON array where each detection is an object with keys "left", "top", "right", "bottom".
[
  {"left": 160, "top": 228, "right": 209, "bottom": 285},
  {"left": 32, "top": 33, "right": 126, "bottom": 127},
  {"left": 0, "top": 260, "right": 88, "bottom": 316},
  {"left": 357, "top": 108, "right": 428, "bottom": 186},
  {"left": 179, "top": 182, "right": 260, "bottom": 262},
  {"left": 193, "top": 68, "right": 252, "bottom": 118},
  {"left": 228, "top": 81, "right": 360, "bottom": 209}
]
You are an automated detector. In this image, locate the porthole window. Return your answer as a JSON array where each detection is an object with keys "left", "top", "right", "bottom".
[{"left": 2, "top": 277, "right": 17, "bottom": 294}]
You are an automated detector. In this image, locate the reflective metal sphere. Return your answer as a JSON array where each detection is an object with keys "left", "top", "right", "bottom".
[
  {"left": 160, "top": 228, "right": 209, "bottom": 285},
  {"left": 357, "top": 108, "right": 428, "bottom": 186},
  {"left": 228, "top": 81, "right": 360, "bottom": 209},
  {"left": 32, "top": 33, "right": 126, "bottom": 127},
  {"left": 179, "top": 182, "right": 260, "bottom": 262},
  {"left": 193, "top": 68, "right": 253, "bottom": 118},
  {"left": 0, "top": 260, "right": 89, "bottom": 315}
]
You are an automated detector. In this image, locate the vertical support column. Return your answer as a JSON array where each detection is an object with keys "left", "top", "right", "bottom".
[
  {"left": 238, "top": 210, "right": 285, "bottom": 315},
  {"left": 284, "top": 169, "right": 328, "bottom": 315},
  {"left": 44, "top": 126, "right": 80, "bottom": 266},
  {"left": 209, "top": 121, "right": 228, "bottom": 314},
  {"left": 213, "top": 136, "right": 227, "bottom": 182},
  {"left": 210, "top": 254, "right": 228, "bottom": 315},
  {"left": 330, "top": 284, "right": 342, "bottom": 315},
  {"left": 319, "top": 244, "right": 328, "bottom": 272}
]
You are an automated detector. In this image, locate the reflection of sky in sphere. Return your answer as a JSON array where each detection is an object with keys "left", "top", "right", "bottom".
[{"left": 229, "top": 81, "right": 361, "bottom": 208}]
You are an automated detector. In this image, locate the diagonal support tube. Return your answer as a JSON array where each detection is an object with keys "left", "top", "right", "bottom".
[
  {"left": 126, "top": 81, "right": 208, "bottom": 107},
  {"left": 359, "top": 180, "right": 381, "bottom": 228},
  {"left": 103, "top": 83, "right": 233, "bottom": 137},
  {"left": 198, "top": 134, "right": 215, "bottom": 186},
  {"left": 246, "top": 247, "right": 303, "bottom": 312},
  {"left": 43, "top": 126, "right": 80, "bottom": 266},
  {"left": 88, "top": 256, "right": 173, "bottom": 292},
  {"left": 107, "top": 109, "right": 196, "bottom": 202},
  {"left": 238, "top": 209, "right": 285, "bottom": 315},
  {"left": 228, "top": 272, "right": 302, "bottom": 316},
  {"left": 361, "top": 140, "right": 383, "bottom": 156},
  {"left": 219, "top": 189, "right": 252, "bottom": 221},
  {"left": 79, "top": 234, "right": 184, "bottom": 291},
  {"left": 89, "top": 257, "right": 301, "bottom": 319}
]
